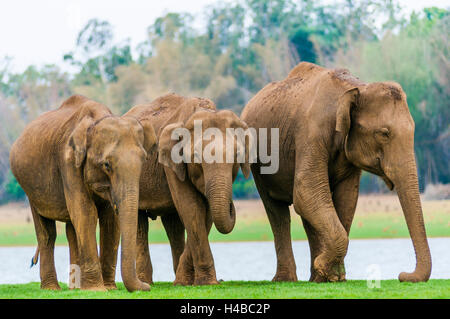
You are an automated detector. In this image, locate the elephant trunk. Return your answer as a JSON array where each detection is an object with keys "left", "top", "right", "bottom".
[
  {"left": 116, "top": 182, "right": 150, "bottom": 292},
  {"left": 205, "top": 172, "right": 236, "bottom": 234},
  {"left": 390, "top": 158, "right": 432, "bottom": 282}
]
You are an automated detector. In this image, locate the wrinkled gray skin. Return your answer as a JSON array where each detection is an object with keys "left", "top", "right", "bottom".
[{"left": 241, "top": 62, "right": 431, "bottom": 283}]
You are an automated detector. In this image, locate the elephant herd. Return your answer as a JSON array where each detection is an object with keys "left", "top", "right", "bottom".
[{"left": 9, "top": 62, "right": 431, "bottom": 292}]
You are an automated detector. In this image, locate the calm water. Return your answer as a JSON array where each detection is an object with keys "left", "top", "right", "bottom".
[{"left": 0, "top": 238, "right": 449, "bottom": 284}]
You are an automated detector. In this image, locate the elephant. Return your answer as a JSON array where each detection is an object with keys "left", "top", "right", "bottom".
[
  {"left": 9, "top": 95, "right": 157, "bottom": 292},
  {"left": 241, "top": 62, "right": 432, "bottom": 283},
  {"left": 123, "top": 93, "right": 251, "bottom": 286}
]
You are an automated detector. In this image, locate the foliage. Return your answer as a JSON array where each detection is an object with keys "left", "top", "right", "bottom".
[
  {"left": 2, "top": 171, "right": 25, "bottom": 201},
  {"left": 0, "top": 1, "right": 449, "bottom": 201},
  {"left": 423, "top": 183, "right": 450, "bottom": 200},
  {"left": 333, "top": 7, "right": 450, "bottom": 190},
  {"left": 232, "top": 171, "right": 259, "bottom": 199}
]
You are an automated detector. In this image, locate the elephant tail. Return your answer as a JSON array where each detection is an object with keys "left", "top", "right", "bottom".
[{"left": 30, "top": 246, "right": 39, "bottom": 268}]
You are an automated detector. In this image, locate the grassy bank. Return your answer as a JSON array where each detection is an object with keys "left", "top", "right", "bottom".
[
  {"left": 1, "top": 280, "right": 449, "bottom": 299},
  {"left": 0, "top": 211, "right": 449, "bottom": 246},
  {"left": 0, "top": 197, "right": 449, "bottom": 246}
]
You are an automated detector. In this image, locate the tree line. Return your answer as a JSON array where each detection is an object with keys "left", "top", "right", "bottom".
[{"left": 0, "top": 0, "right": 448, "bottom": 201}]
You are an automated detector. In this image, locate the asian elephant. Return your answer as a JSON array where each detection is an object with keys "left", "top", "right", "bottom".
[
  {"left": 9, "top": 95, "right": 156, "bottom": 292},
  {"left": 123, "top": 93, "right": 251, "bottom": 286},
  {"left": 241, "top": 62, "right": 432, "bottom": 283}
]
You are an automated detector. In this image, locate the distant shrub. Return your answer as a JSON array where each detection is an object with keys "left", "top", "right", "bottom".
[
  {"left": 3, "top": 170, "right": 26, "bottom": 201},
  {"left": 359, "top": 171, "right": 390, "bottom": 194},
  {"left": 423, "top": 183, "right": 450, "bottom": 200},
  {"left": 232, "top": 171, "right": 259, "bottom": 199}
]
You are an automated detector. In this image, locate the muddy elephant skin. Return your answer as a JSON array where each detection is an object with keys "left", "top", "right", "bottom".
[
  {"left": 124, "top": 93, "right": 251, "bottom": 286},
  {"left": 241, "top": 62, "right": 431, "bottom": 283},
  {"left": 9, "top": 95, "right": 156, "bottom": 292}
]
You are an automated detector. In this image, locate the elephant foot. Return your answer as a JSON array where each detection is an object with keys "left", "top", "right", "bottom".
[
  {"left": 310, "top": 261, "right": 346, "bottom": 282},
  {"left": 337, "top": 262, "right": 346, "bottom": 281},
  {"left": 104, "top": 282, "right": 118, "bottom": 290},
  {"left": 173, "top": 271, "right": 194, "bottom": 286},
  {"left": 41, "top": 282, "right": 61, "bottom": 290},
  {"left": 174, "top": 262, "right": 195, "bottom": 286},
  {"left": 194, "top": 277, "right": 220, "bottom": 286},
  {"left": 398, "top": 271, "right": 429, "bottom": 283},
  {"left": 173, "top": 278, "right": 193, "bottom": 286},
  {"left": 272, "top": 271, "right": 298, "bottom": 282},
  {"left": 138, "top": 273, "right": 153, "bottom": 286},
  {"left": 312, "top": 254, "right": 344, "bottom": 283},
  {"left": 309, "top": 268, "right": 328, "bottom": 283},
  {"left": 81, "top": 277, "right": 107, "bottom": 291},
  {"left": 82, "top": 284, "right": 107, "bottom": 292},
  {"left": 137, "top": 282, "right": 151, "bottom": 291}
]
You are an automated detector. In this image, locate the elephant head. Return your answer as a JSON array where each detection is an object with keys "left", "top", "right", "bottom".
[
  {"left": 158, "top": 108, "right": 252, "bottom": 234},
  {"left": 69, "top": 115, "right": 157, "bottom": 291},
  {"left": 336, "top": 82, "right": 432, "bottom": 282}
]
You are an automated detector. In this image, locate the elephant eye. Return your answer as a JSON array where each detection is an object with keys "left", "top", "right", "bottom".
[
  {"left": 374, "top": 128, "right": 390, "bottom": 143},
  {"left": 378, "top": 128, "right": 390, "bottom": 137},
  {"left": 102, "top": 161, "right": 112, "bottom": 172}
]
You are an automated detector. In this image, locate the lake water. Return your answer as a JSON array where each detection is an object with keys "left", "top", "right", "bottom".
[{"left": 0, "top": 238, "right": 449, "bottom": 284}]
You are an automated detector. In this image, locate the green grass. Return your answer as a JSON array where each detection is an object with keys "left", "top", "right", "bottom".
[
  {"left": 0, "top": 280, "right": 449, "bottom": 299},
  {"left": 1, "top": 210, "right": 448, "bottom": 246}
]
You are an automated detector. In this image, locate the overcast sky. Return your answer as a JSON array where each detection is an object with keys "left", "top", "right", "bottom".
[{"left": 0, "top": 0, "right": 449, "bottom": 72}]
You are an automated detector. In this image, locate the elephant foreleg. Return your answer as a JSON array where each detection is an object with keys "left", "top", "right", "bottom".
[
  {"left": 98, "top": 204, "right": 120, "bottom": 290},
  {"left": 66, "top": 222, "right": 80, "bottom": 289},
  {"left": 301, "top": 170, "right": 361, "bottom": 282},
  {"left": 170, "top": 210, "right": 211, "bottom": 286},
  {"left": 62, "top": 168, "right": 105, "bottom": 291},
  {"left": 65, "top": 198, "right": 104, "bottom": 290},
  {"left": 174, "top": 245, "right": 195, "bottom": 286},
  {"left": 175, "top": 209, "right": 215, "bottom": 285},
  {"left": 293, "top": 154, "right": 349, "bottom": 282},
  {"left": 136, "top": 212, "right": 153, "bottom": 285},
  {"left": 164, "top": 169, "right": 218, "bottom": 286},
  {"left": 301, "top": 216, "right": 328, "bottom": 282}
]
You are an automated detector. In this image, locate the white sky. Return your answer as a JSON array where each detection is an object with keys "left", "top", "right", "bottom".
[{"left": 0, "top": 0, "right": 449, "bottom": 72}]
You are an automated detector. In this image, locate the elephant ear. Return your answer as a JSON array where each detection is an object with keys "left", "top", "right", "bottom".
[
  {"left": 222, "top": 113, "right": 254, "bottom": 179},
  {"left": 336, "top": 87, "right": 360, "bottom": 138},
  {"left": 68, "top": 116, "right": 94, "bottom": 168},
  {"left": 139, "top": 119, "right": 158, "bottom": 155},
  {"left": 158, "top": 122, "right": 187, "bottom": 181}
]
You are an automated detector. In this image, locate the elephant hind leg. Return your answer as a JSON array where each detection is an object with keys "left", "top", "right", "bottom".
[
  {"left": 30, "top": 205, "right": 60, "bottom": 290},
  {"left": 253, "top": 173, "right": 297, "bottom": 282},
  {"left": 161, "top": 212, "right": 185, "bottom": 276}
]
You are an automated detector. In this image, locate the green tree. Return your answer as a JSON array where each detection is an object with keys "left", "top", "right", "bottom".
[{"left": 3, "top": 171, "right": 25, "bottom": 201}]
